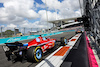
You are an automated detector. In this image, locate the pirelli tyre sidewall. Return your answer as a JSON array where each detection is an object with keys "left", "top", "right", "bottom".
[
  {"left": 27, "top": 46, "right": 43, "bottom": 62},
  {"left": 60, "top": 37, "right": 67, "bottom": 46}
]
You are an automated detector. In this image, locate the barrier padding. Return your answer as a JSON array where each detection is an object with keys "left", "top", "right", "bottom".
[
  {"left": 36, "top": 33, "right": 82, "bottom": 67},
  {"left": 85, "top": 33, "right": 99, "bottom": 67},
  {"left": 0, "top": 32, "right": 62, "bottom": 45}
]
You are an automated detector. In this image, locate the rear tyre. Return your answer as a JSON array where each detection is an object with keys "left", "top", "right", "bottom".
[
  {"left": 27, "top": 46, "right": 43, "bottom": 62},
  {"left": 60, "top": 37, "right": 67, "bottom": 46}
]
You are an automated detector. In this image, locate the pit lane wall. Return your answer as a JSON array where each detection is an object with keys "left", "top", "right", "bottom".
[{"left": 0, "top": 32, "right": 62, "bottom": 45}]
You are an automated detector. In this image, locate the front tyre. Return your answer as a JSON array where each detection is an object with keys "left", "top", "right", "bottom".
[
  {"left": 60, "top": 37, "right": 67, "bottom": 46},
  {"left": 27, "top": 46, "right": 43, "bottom": 62}
]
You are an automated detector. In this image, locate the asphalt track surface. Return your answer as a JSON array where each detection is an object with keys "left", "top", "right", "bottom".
[{"left": 0, "top": 31, "right": 75, "bottom": 67}]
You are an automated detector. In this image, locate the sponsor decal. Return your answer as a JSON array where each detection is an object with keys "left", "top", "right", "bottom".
[
  {"left": 43, "top": 45, "right": 48, "bottom": 50},
  {"left": 27, "top": 36, "right": 36, "bottom": 39},
  {"left": 7, "top": 38, "right": 21, "bottom": 42}
]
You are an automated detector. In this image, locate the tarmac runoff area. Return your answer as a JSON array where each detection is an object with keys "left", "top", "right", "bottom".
[{"left": 0, "top": 31, "right": 75, "bottom": 67}]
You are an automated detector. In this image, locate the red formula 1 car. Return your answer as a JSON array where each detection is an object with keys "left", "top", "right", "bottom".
[
  {"left": 3, "top": 36, "right": 67, "bottom": 62},
  {"left": 26, "top": 36, "right": 56, "bottom": 62}
]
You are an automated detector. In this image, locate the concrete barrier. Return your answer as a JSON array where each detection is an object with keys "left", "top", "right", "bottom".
[{"left": 0, "top": 32, "right": 62, "bottom": 45}]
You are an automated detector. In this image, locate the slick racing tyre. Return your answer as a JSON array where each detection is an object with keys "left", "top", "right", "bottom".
[
  {"left": 60, "top": 37, "right": 67, "bottom": 46},
  {"left": 27, "top": 46, "right": 43, "bottom": 62}
]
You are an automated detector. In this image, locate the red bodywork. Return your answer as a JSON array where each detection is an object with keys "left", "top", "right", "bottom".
[{"left": 27, "top": 37, "right": 56, "bottom": 53}]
